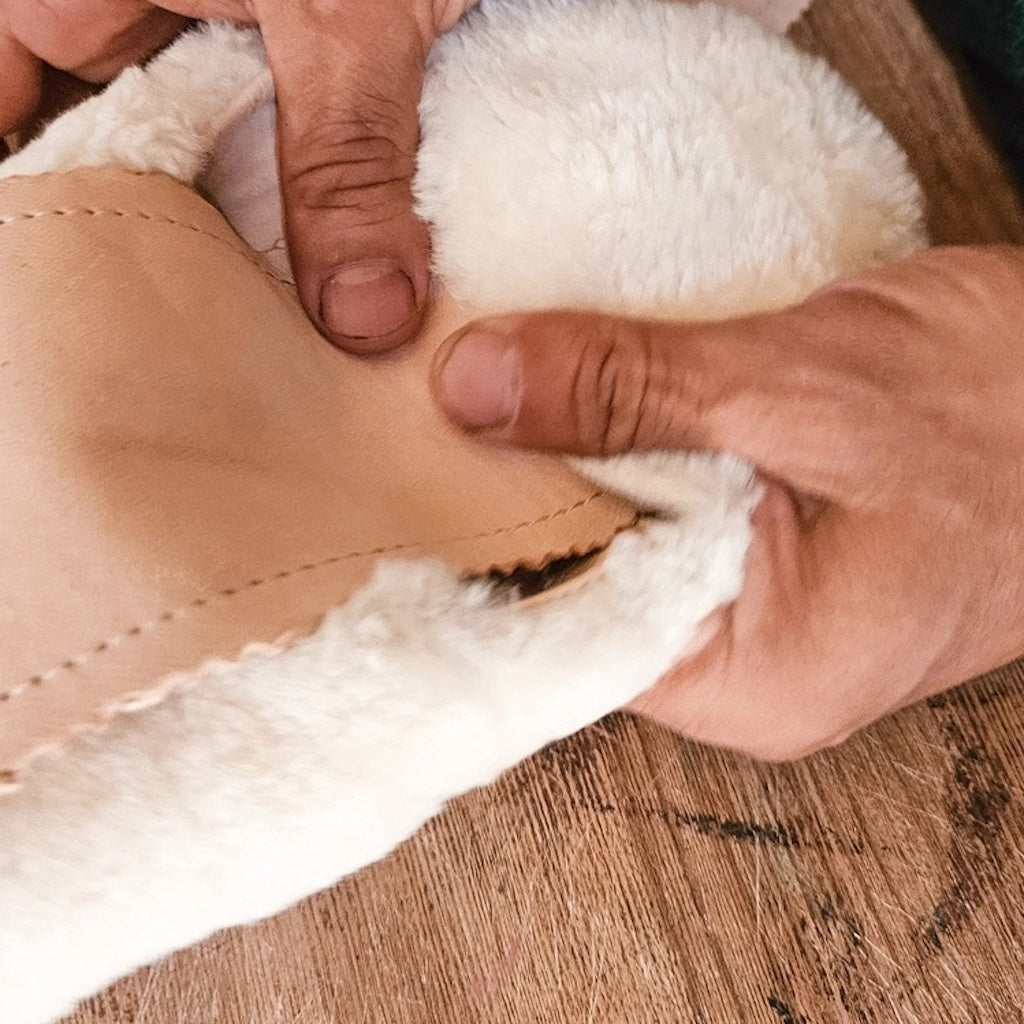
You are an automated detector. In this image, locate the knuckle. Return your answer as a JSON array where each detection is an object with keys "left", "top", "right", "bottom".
[
  {"left": 568, "top": 317, "right": 670, "bottom": 455},
  {"left": 284, "top": 91, "right": 416, "bottom": 221}
]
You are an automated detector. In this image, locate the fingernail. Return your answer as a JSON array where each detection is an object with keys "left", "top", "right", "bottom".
[
  {"left": 320, "top": 261, "right": 417, "bottom": 340},
  {"left": 437, "top": 331, "right": 522, "bottom": 430}
]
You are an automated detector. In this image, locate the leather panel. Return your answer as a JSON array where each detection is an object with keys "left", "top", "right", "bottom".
[{"left": 0, "top": 169, "right": 636, "bottom": 773}]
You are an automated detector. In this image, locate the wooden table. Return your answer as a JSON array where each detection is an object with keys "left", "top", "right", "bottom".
[{"left": 68, "top": 1, "right": 1024, "bottom": 1021}]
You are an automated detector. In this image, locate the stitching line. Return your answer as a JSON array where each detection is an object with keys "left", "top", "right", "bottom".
[
  {"left": 1, "top": 492, "right": 625, "bottom": 704},
  {"left": 0, "top": 206, "right": 293, "bottom": 287},
  {"left": 0, "top": 205, "right": 629, "bottom": 705}
]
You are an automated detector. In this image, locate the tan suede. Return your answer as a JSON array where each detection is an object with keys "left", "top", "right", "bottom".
[{"left": 0, "top": 168, "right": 636, "bottom": 775}]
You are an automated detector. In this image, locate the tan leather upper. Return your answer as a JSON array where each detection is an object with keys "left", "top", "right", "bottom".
[{"left": 0, "top": 168, "right": 636, "bottom": 775}]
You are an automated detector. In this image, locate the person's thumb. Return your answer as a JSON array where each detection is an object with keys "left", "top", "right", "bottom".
[
  {"left": 254, "top": 0, "right": 432, "bottom": 354},
  {"left": 431, "top": 307, "right": 874, "bottom": 499}
]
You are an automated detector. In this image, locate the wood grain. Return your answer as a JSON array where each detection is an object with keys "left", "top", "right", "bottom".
[{"left": 66, "top": 1, "right": 1024, "bottom": 1022}]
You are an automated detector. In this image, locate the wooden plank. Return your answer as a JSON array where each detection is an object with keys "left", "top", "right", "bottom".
[{"left": 66, "top": 2, "right": 1024, "bottom": 1022}]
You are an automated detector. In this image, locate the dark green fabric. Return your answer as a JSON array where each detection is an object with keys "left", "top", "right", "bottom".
[{"left": 914, "top": 0, "right": 1024, "bottom": 185}]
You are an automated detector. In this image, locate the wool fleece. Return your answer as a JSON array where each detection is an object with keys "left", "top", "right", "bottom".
[{"left": 0, "top": 3, "right": 925, "bottom": 1023}]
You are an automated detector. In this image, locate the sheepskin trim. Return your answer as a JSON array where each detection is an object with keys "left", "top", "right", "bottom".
[
  {"left": 415, "top": 0, "right": 925, "bottom": 320},
  {"left": 0, "top": 454, "right": 757, "bottom": 1024}
]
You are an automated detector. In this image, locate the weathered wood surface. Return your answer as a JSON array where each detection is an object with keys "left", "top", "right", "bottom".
[{"left": 68, "top": 1, "right": 1024, "bottom": 1021}]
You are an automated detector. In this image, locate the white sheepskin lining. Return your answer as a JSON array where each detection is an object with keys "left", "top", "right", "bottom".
[{"left": 0, "top": 3, "right": 926, "bottom": 1022}]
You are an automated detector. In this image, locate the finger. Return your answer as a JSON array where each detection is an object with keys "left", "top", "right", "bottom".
[
  {"left": 432, "top": 305, "right": 908, "bottom": 504},
  {"left": 254, "top": 0, "right": 431, "bottom": 354},
  {"left": 0, "top": 29, "right": 42, "bottom": 135},
  {"left": 60, "top": 7, "right": 188, "bottom": 83},
  {"left": 5, "top": 1, "right": 187, "bottom": 84}
]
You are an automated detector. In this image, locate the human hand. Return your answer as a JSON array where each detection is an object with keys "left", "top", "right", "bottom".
[
  {"left": 432, "top": 246, "right": 1024, "bottom": 760},
  {"left": 1, "top": 0, "right": 477, "bottom": 352}
]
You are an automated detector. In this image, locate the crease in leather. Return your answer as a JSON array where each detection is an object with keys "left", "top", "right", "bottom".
[{"left": 0, "top": 167, "right": 638, "bottom": 776}]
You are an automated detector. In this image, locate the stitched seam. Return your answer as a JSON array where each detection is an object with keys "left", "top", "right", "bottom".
[
  {"left": 0, "top": 207, "right": 293, "bottom": 287},
  {"left": 1, "top": 492, "right": 629, "bottom": 704},
  {"left": 0, "top": 207, "right": 627, "bottom": 705}
]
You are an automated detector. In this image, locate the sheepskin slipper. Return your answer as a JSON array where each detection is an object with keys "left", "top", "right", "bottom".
[{"left": 0, "top": 2, "right": 925, "bottom": 1022}]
